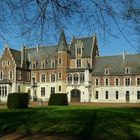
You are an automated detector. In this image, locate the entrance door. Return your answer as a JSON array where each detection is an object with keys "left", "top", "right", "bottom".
[
  {"left": 126, "top": 91, "right": 130, "bottom": 102},
  {"left": 71, "top": 89, "right": 81, "bottom": 102}
]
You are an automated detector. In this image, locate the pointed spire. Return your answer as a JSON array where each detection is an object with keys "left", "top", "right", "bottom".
[{"left": 57, "top": 29, "right": 68, "bottom": 52}]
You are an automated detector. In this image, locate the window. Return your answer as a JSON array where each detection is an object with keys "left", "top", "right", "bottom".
[
  {"left": 0, "top": 71, "right": 3, "bottom": 80},
  {"left": 137, "top": 91, "right": 140, "bottom": 99},
  {"left": 5, "top": 86, "right": 7, "bottom": 96},
  {"left": 74, "top": 74, "right": 78, "bottom": 83},
  {"left": 51, "top": 87, "right": 55, "bottom": 94},
  {"left": 125, "top": 78, "right": 131, "bottom": 86},
  {"left": 77, "top": 59, "right": 81, "bottom": 68},
  {"left": 18, "top": 85, "right": 20, "bottom": 93},
  {"left": 104, "top": 79, "right": 109, "bottom": 86},
  {"left": 59, "top": 86, "right": 61, "bottom": 92},
  {"left": 77, "top": 48, "right": 81, "bottom": 54},
  {"left": 51, "top": 74, "right": 55, "bottom": 82},
  {"left": 33, "top": 62, "right": 36, "bottom": 69},
  {"left": 116, "top": 91, "right": 119, "bottom": 99},
  {"left": 58, "top": 73, "right": 62, "bottom": 79},
  {"left": 59, "top": 58, "right": 62, "bottom": 64},
  {"left": 41, "top": 87, "right": 45, "bottom": 96},
  {"left": 9, "top": 71, "right": 13, "bottom": 79},
  {"left": 7, "top": 60, "right": 10, "bottom": 65},
  {"left": 80, "top": 73, "right": 84, "bottom": 83},
  {"left": 51, "top": 61, "right": 55, "bottom": 68},
  {"left": 0, "top": 86, "right": 7, "bottom": 97},
  {"left": 95, "top": 91, "right": 98, "bottom": 99},
  {"left": 42, "top": 62, "right": 45, "bottom": 69},
  {"left": 17, "top": 70, "right": 21, "bottom": 80},
  {"left": 0, "top": 87, "right": 1, "bottom": 96},
  {"left": 115, "top": 78, "right": 119, "bottom": 86},
  {"left": 137, "top": 78, "right": 140, "bottom": 86},
  {"left": 41, "top": 74, "right": 45, "bottom": 82},
  {"left": 104, "top": 68, "right": 110, "bottom": 75},
  {"left": 95, "top": 79, "right": 99, "bottom": 86},
  {"left": 27, "top": 72, "right": 30, "bottom": 81},
  {"left": 124, "top": 67, "right": 132, "bottom": 74},
  {"left": 68, "top": 74, "right": 72, "bottom": 83},
  {"left": 105, "top": 91, "right": 108, "bottom": 99}
]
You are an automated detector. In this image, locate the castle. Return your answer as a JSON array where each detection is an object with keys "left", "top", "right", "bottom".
[{"left": 0, "top": 30, "right": 140, "bottom": 103}]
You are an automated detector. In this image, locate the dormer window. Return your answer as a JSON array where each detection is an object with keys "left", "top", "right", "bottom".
[
  {"left": 7, "top": 60, "right": 10, "bottom": 65},
  {"left": 104, "top": 68, "right": 110, "bottom": 75},
  {"left": 124, "top": 67, "right": 132, "bottom": 74},
  {"left": 41, "top": 62, "right": 45, "bottom": 69},
  {"left": 51, "top": 61, "right": 55, "bottom": 68},
  {"left": 77, "top": 48, "right": 81, "bottom": 54}
]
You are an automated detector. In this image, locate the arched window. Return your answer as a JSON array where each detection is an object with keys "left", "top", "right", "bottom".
[
  {"left": 137, "top": 91, "right": 140, "bottom": 99},
  {"left": 51, "top": 61, "right": 55, "bottom": 68},
  {"left": 116, "top": 91, "right": 119, "bottom": 99},
  {"left": 74, "top": 74, "right": 78, "bottom": 83},
  {"left": 105, "top": 91, "right": 108, "bottom": 99},
  {"left": 9, "top": 71, "right": 13, "bottom": 79},
  {"left": 104, "top": 68, "right": 110, "bottom": 75},
  {"left": 80, "top": 73, "right": 84, "bottom": 83},
  {"left": 67, "top": 74, "right": 72, "bottom": 83}
]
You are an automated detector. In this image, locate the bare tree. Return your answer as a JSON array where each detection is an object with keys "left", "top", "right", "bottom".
[{"left": 0, "top": 0, "right": 139, "bottom": 48}]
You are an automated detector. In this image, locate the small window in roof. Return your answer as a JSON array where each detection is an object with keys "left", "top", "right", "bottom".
[
  {"left": 104, "top": 68, "right": 110, "bottom": 75},
  {"left": 124, "top": 67, "right": 132, "bottom": 74}
]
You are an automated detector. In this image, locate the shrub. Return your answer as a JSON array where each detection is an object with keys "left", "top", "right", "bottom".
[
  {"left": 7, "top": 93, "right": 29, "bottom": 109},
  {"left": 48, "top": 93, "right": 68, "bottom": 106}
]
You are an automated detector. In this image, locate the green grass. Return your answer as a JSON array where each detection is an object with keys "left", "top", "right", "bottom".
[{"left": 0, "top": 106, "right": 140, "bottom": 140}]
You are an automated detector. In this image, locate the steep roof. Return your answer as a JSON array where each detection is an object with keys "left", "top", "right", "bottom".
[
  {"left": 69, "top": 36, "right": 93, "bottom": 58},
  {"left": 93, "top": 54, "right": 140, "bottom": 75},
  {"left": 9, "top": 48, "right": 21, "bottom": 67},
  {"left": 57, "top": 30, "right": 68, "bottom": 52}
]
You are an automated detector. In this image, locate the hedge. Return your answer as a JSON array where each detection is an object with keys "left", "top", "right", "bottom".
[
  {"left": 7, "top": 93, "right": 29, "bottom": 109},
  {"left": 48, "top": 93, "right": 68, "bottom": 106}
]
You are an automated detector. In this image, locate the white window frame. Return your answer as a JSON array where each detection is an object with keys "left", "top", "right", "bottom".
[{"left": 104, "top": 78, "right": 109, "bottom": 86}]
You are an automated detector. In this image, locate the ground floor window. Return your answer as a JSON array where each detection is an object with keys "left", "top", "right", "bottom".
[
  {"left": 41, "top": 87, "right": 45, "bottom": 96},
  {"left": 0, "top": 86, "right": 7, "bottom": 97},
  {"left": 51, "top": 87, "right": 55, "bottom": 94},
  {"left": 105, "top": 91, "right": 108, "bottom": 99},
  {"left": 95, "top": 91, "right": 98, "bottom": 99},
  {"left": 59, "top": 86, "right": 61, "bottom": 92},
  {"left": 116, "top": 91, "right": 119, "bottom": 99},
  {"left": 137, "top": 91, "right": 140, "bottom": 99}
]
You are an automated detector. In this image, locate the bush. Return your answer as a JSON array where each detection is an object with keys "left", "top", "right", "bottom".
[
  {"left": 48, "top": 93, "right": 68, "bottom": 106},
  {"left": 7, "top": 93, "right": 29, "bottom": 109}
]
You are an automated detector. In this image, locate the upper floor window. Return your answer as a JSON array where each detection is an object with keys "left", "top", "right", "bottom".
[
  {"left": 41, "top": 74, "right": 45, "bottom": 82},
  {"left": 9, "top": 71, "right": 13, "bottom": 79},
  {"left": 67, "top": 74, "right": 72, "bottom": 83},
  {"left": 125, "top": 78, "right": 131, "bottom": 86},
  {"left": 116, "top": 91, "right": 119, "bottom": 99},
  {"left": 58, "top": 73, "right": 62, "bottom": 79},
  {"left": 17, "top": 70, "right": 21, "bottom": 80},
  {"left": 104, "top": 79, "right": 109, "bottom": 86},
  {"left": 105, "top": 91, "right": 108, "bottom": 99},
  {"left": 137, "top": 78, "right": 140, "bottom": 86},
  {"left": 51, "top": 61, "right": 55, "bottom": 68},
  {"left": 7, "top": 60, "right": 10, "bottom": 65},
  {"left": 51, "top": 87, "right": 55, "bottom": 94},
  {"left": 124, "top": 67, "right": 132, "bottom": 74},
  {"left": 77, "top": 48, "right": 81, "bottom": 54},
  {"left": 74, "top": 74, "right": 78, "bottom": 83},
  {"left": 2, "top": 61, "right": 5, "bottom": 66},
  {"left": 27, "top": 72, "right": 30, "bottom": 81},
  {"left": 59, "top": 58, "right": 62, "bottom": 65},
  {"left": 41, "top": 87, "right": 45, "bottom": 96},
  {"left": 80, "top": 73, "right": 84, "bottom": 83},
  {"left": 0, "top": 71, "right": 3, "bottom": 80},
  {"left": 41, "top": 62, "right": 45, "bottom": 69},
  {"left": 51, "top": 74, "right": 55, "bottom": 82},
  {"left": 95, "top": 79, "right": 99, "bottom": 86},
  {"left": 104, "top": 68, "right": 110, "bottom": 75},
  {"left": 77, "top": 59, "right": 81, "bottom": 68},
  {"left": 115, "top": 78, "right": 119, "bottom": 86}
]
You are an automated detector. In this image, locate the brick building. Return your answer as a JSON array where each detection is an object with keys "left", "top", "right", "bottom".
[{"left": 0, "top": 30, "right": 140, "bottom": 103}]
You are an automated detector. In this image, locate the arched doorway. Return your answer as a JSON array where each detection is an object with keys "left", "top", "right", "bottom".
[
  {"left": 126, "top": 91, "right": 130, "bottom": 102},
  {"left": 71, "top": 89, "right": 81, "bottom": 102}
]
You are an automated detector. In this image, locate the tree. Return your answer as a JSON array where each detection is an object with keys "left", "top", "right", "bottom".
[{"left": 0, "top": 0, "right": 139, "bottom": 49}]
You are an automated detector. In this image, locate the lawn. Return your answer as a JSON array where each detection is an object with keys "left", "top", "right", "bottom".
[{"left": 0, "top": 106, "right": 140, "bottom": 140}]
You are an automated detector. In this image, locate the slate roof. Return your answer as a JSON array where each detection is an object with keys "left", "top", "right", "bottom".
[
  {"left": 0, "top": 79, "right": 12, "bottom": 84},
  {"left": 93, "top": 54, "right": 140, "bottom": 76},
  {"left": 9, "top": 48, "right": 21, "bottom": 67},
  {"left": 69, "top": 36, "right": 93, "bottom": 59}
]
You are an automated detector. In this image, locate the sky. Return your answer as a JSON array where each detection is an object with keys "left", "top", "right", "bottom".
[{"left": 0, "top": 0, "right": 139, "bottom": 56}]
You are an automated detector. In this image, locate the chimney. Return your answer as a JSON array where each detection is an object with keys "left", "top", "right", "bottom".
[
  {"left": 123, "top": 51, "right": 125, "bottom": 60},
  {"left": 37, "top": 44, "right": 39, "bottom": 52}
]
